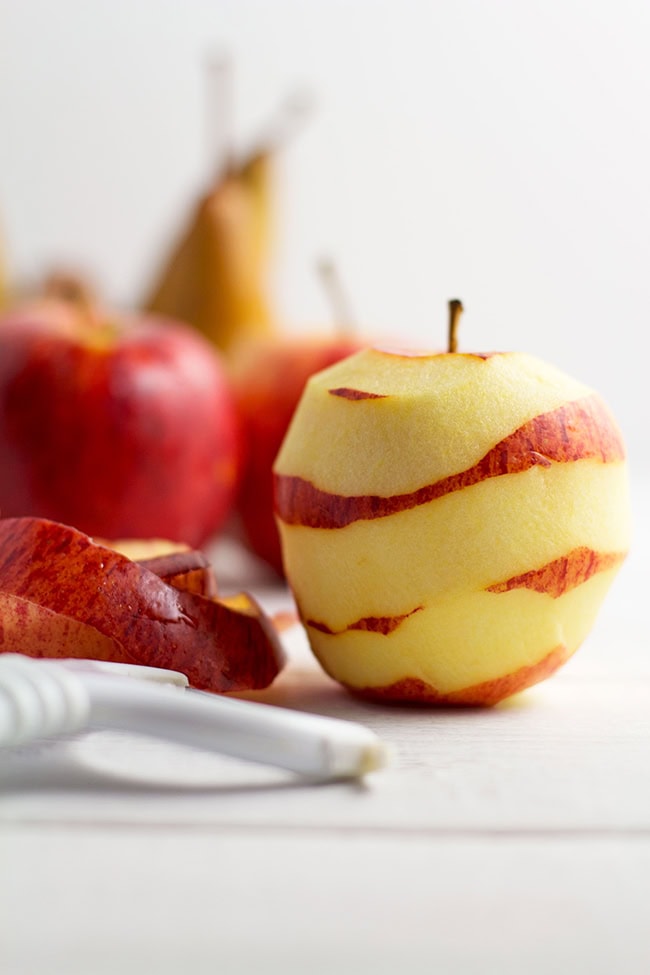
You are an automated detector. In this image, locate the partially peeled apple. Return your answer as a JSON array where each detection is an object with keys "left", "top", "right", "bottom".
[{"left": 274, "top": 307, "right": 630, "bottom": 705}]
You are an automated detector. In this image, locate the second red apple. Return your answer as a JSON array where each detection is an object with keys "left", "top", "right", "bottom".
[{"left": 230, "top": 335, "right": 362, "bottom": 575}]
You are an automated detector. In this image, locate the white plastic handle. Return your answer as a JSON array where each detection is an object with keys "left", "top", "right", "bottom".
[
  {"left": 0, "top": 654, "right": 90, "bottom": 745},
  {"left": 0, "top": 654, "right": 389, "bottom": 779}
]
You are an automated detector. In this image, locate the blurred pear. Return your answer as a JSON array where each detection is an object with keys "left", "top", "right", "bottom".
[
  {"left": 238, "top": 148, "right": 273, "bottom": 269},
  {"left": 142, "top": 59, "right": 311, "bottom": 355},
  {"left": 237, "top": 91, "right": 311, "bottom": 275},
  {"left": 143, "top": 155, "right": 275, "bottom": 353}
]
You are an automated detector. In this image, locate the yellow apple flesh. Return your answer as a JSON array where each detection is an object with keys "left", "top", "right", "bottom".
[
  {"left": 274, "top": 348, "right": 630, "bottom": 705},
  {"left": 98, "top": 538, "right": 218, "bottom": 597}
]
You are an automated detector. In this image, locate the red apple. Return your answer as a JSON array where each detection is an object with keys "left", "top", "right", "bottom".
[
  {"left": 0, "top": 298, "right": 242, "bottom": 546},
  {"left": 230, "top": 334, "right": 363, "bottom": 575}
]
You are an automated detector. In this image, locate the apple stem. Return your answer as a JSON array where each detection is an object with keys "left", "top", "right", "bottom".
[
  {"left": 317, "top": 259, "right": 356, "bottom": 336},
  {"left": 42, "top": 270, "right": 102, "bottom": 328},
  {"left": 43, "top": 270, "right": 92, "bottom": 306},
  {"left": 448, "top": 299, "right": 464, "bottom": 353},
  {"left": 205, "top": 50, "right": 235, "bottom": 181}
]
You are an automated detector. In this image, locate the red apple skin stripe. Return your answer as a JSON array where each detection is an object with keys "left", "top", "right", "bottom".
[
  {"left": 345, "top": 645, "right": 568, "bottom": 707},
  {"left": 487, "top": 548, "right": 627, "bottom": 599},
  {"left": 304, "top": 548, "right": 626, "bottom": 641},
  {"left": 307, "top": 606, "right": 424, "bottom": 637},
  {"left": 274, "top": 394, "right": 625, "bottom": 530},
  {"left": 328, "top": 387, "right": 388, "bottom": 401}
]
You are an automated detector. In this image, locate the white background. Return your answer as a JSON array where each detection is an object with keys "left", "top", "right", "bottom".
[{"left": 1, "top": 0, "right": 648, "bottom": 470}]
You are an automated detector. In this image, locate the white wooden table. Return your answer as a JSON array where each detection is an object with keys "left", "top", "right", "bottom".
[{"left": 1, "top": 478, "right": 649, "bottom": 975}]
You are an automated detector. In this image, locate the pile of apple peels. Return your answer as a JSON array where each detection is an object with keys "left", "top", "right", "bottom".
[{"left": 0, "top": 517, "right": 285, "bottom": 693}]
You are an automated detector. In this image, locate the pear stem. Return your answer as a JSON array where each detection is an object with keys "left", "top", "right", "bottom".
[
  {"left": 448, "top": 299, "right": 464, "bottom": 353},
  {"left": 253, "top": 91, "right": 314, "bottom": 157},
  {"left": 205, "top": 51, "right": 234, "bottom": 181},
  {"left": 317, "top": 259, "right": 356, "bottom": 336}
]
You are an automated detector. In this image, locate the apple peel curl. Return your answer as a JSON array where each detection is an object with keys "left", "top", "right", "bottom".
[
  {"left": 0, "top": 517, "right": 284, "bottom": 693},
  {"left": 135, "top": 550, "right": 219, "bottom": 599}
]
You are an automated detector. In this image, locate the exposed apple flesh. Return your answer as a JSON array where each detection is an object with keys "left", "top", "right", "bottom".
[
  {"left": 274, "top": 347, "right": 631, "bottom": 704},
  {"left": 99, "top": 538, "right": 219, "bottom": 598},
  {"left": 0, "top": 518, "right": 284, "bottom": 693},
  {"left": 99, "top": 538, "right": 193, "bottom": 560},
  {"left": 136, "top": 550, "right": 219, "bottom": 598}
]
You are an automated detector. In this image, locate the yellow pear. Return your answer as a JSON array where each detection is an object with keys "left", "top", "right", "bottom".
[{"left": 143, "top": 154, "right": 275, "bottom": 353}]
